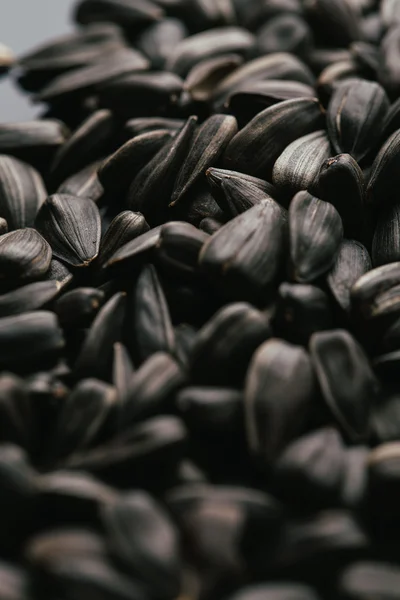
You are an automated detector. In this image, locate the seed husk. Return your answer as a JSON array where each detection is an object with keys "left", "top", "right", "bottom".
[
  {"left": 223, "top": 97, "right": 323, "bottom": 178},
  {"left": 199, "top": 199, "right": 288, "bottom": 303},
  {"left": 272, "top": 130, "right": 331, "bottom": 197},
  {"left": 74, "top": 291, "right": 126, "bottom": 380},
  {"left": 0, "top": 228, "right": 52, "bottom": 281},
  {"left": 104, "top": 226, "right": 162, "bottom": 273},
  {"left": 127, "top": 116, "right": 197, "bottom": 223},
  {"left": 35, "top": 194, "right": 101, "bottom": 268},
  {"left": 372, "top": 201, "right": 400, "bottom": 267},
  {"left": 50, "top": 109, "right": 115, "bottom": 188},
  {"left": 351, "top": 262, "right": 400, "bottom": 319},
  {"left": 206, "top": 167, "right": 276, "bottom": 200},
  {"left": 58, "top": 161, "right": 104, "bottom": 202},
  {"left": 74, "top": 0, "right": 164, "bottom": 27},
  {"left": 327, "top": 239, "right": 372, "bottom": 313},
  {"left": 166, "top": 27, "right": 255, "bottom": 77},
  {"left": 177, "top": 386, "right": 242, "bottom": 434},
  {"left": 0, "top": 280, "right": 61, "bottom": 318},
  {"left": 310, "top": 329, "right": 380, "bottom": 442},
  {"left": 98, "top": 129, "right": 173, "bottom": 196},
  {"left": 112, "top": 342, "right": 134, "bottom": 403},
  {"left": 304, "top": 0, "right": 362, "bottom": 47},
  {"left": 366, "top": 128, "right": 400, "bottom": 208},
  {"left": 217, "top": 178, "right": 276, "bottom": 218},
  {"left": 289, "top": 191, "right": 343, "bottom": 283},
  {"left": 0, "top": 120, "right": 68, "bottom": 160},
  {"left": 123, "top": 116, "right": 184, "bottom": 137},
  {"left": 0, "top": 311, "right": 64, "bottom": 372},
  {"left": 170, "top": 114, "right": 238, "bottom": 206},
  {"left": 184, "top": 54, "right": 243, "bottom": 103},
  {"left": 256, "top": 14, "right": 313, "bottom": 57},
  {"left": 54, "top": 287, "right": 105, "bottom": 329},
  {"left": 0, "top": 155, "right": 47, "bottom": 231},
  {"left": 326, "top": 78, "right": 389, "bottom": 162},
  {"left": 245, "top": 338, "right": 316, "bottom": 464}
]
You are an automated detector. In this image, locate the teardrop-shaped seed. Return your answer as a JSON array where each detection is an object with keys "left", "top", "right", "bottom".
[
  {"left": 48, "top": 379, "right": 117, "bottom": 461},
  {"left": 317, "top": 60, "right": 359, "bottom": 107},
  {"left": 133, "top": 264, "right": 175, "bottom": 363},
  {"left": 0, "top": 120, "right": 68, "bottom": 158},
  {"left": 199, "top": 199, "right": 288, "bottom": 302},
  {"left": 366, "top": 129, "right": 400, "bottom": 208},
  {"left": 190, "top": 302, "right": 271, "bottom": 386},
  {"left": 213, "top": 53, "right": 316, "bottom": 110},
  {"left": 35, "top": 194, "right": 101, "bottom": 268},
  {"left": 310, "top": 329, "right": 380, "bottom": 442},
  {"left": 312, "top": 154, "right": 366, "bottom": 242},
  {"left": 218, "top": 178, "right": 275, "bottom": 218},
  {"left": 225, "top": 79, "right": 316, "bottom": 126},
  {"left": 245, "top": 338, "right": 315, "bottom": 464},
  {"left": 0, "top": 155, "right": 47, "bottom": 230},
  {"left": 185, "top": 54, "right": 243, "bottom": 103},
  {"left": 351, "top": 262, "right": 400, "bottom": 319},
  {"left": 273, "top": 427, "right": 346, "bottom": 508},
  {"left": 0, "top": 228, "right": 52, "bottom": 281},
  {"left": 122, "top": 353, "right": 185, "bottom": 424},
  {"left": 45, "top": 258, "right": 73, "bottom": 286},
  {"left": 74, "top": 292, "right": 126, "bottom": 380},
  {"left": 100, "top": 491, "right": 181, "bottom": 598},
  {"left": 206, "top": 167, "right": 276, "bottom": 200},
  {"left": 104, "top": 226, "right": 162, "bottom": 272},
  {"left": 137, "top": 18, "right": 188, "bottom": 70},
  {"left": 98, "top": 211, "right": 150, "bottom": 267},
  {"left": 54, "top": 287, "right": 105, "bottom": 329},
  {"left": 98, "top": 71, "right": 184, "bottom": 118},
  {"left": 327, "top": 240, "right": 371, "bottom": 313},
  {"left": 372, "top": 201, "right": 400, "bottom": 267},
  {"left": 223, "top": 97, "right": 323, "bottom": 178},
  {"left": 127, "top": 116, "right": 197, "bottom": 223},
  {"left": 50, "top": 109, "right": 115, "bottom": 187},
  {"left": 98, "top": 129, "right": 173, "bottom": 196},
  {"left": 170, "top": 114, "right": 238, "bottom": 206},
  {"left": 275, "top": 282, "right": 333, "bottom": 345},
  {"left": 0, "top": 311, "right": 64, "bottom": 371},
  {"left": 37, "top": 48, "right": 150, "bottom": 102},
  {"left": 58, "top": 161, "right": 104, "bottom": 202},
  {"left": 74, "top": 0, "right": 164, "bottom": 26},
  {"left": 156, "top": 221, "right": 209, "bottom": 278},
  {"left": 113, "top": 342, "right": 134, "bottom": 403},
  {"left": 166, "top": 27, "right": 255, "bottom": 77},
  {"left": 326, "top": 79, "right": 389, "bottom": 162},
  {"left": 0, "top": 280, "right": 61, "bottom": 318},
  {"left": 304, "top": 0, "right": 362, "bottom": 47},
  {"left": 289, "top": 191, "right": 343, "bottom": 283},
  {"left": 177, "top": 387, "right": 242, "bottom": 435},
  {"left": 272, "top": 130, "right": 331, "bottom": 197}
]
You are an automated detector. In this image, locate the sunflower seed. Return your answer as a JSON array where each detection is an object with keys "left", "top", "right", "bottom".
[
  {"left": 98, "top": 211, "right": 150, "bottom": 267},
  {"left": 0, "top": 228, "right": 52, "bottom": 281},
  {"left": 272, "top": 130, "right": 331, "bottom": 197},
  {"left": 0, "top": 120, "right": 68, "bottom": 161},
  {"left": 0, "top": 155, "right": 47, "bottom": 230},
  {"left": 58, "top": 161, "right": 104, "bottom": 202},
  {"left": 138, "top": 18, "right": 188, "bottom": 69},
  {"left": 338, "top": 561, "right": 400, "bottom": 600},
  {"left": 199, "top": 199, "right": 288, "bottom": 302},
  {"left": 372, "top": 201, "right": 400, "bottom": 266},
  {"left": 170, "top": 114, "right": 238, "bottom": 205},
  {"left": 112, "top": 342, "right": 134, "bottom": 402},
  {"left": 310, "top": 329, "right": 380, "bottom": 442},
  {"left": 289, "top": 191, "right": 343, "bottom": 283},
  {"left": 54, "top": 287, "right": 105, "bottom": 329},
  {"left": 326, "top": 79, "right": 389, "bottom": 162},
  {"left": 223, "top": 97, "right": 323, "bottom": 178},
  {"left": 35, "top": 194, "right": 101, "bottom": 268},
  {"left": 177, "top": 386, "right": 242, "bottom": 434},
  {"left": 304, "top": 0, "right": 362, "bottom": 47},
  {"left": 245, "top": 338, "right": 315, "bottom": 463},
  {"left": 74, "top": 0, "right": 164, "bottom": 26},
  {"left": 257, "top": 14, "right": 313, "bottom": 57},
  {"left": 0, "top": 280, "right": 61, "bottom": 318}
]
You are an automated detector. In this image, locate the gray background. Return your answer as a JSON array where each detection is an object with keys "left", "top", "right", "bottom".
[{"left": 0, "top": 1, "right": 75, "bottom": 121}]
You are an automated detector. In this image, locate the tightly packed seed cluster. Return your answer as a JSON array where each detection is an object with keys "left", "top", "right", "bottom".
[{"left": 1, "top": 0, "right": 400, "bottom": 598}]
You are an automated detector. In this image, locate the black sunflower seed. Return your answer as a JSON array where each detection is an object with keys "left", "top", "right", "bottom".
[
  {"left": 98, "top": 129, "right": 173, "bottom": 196},
  {"left": 0, "top": 155, "right": 47, "bottom": 230},
  {"left": 177, "top": 386, "right": 242, "bottom": 434},
  {"left": 104, "top": 226, "right": 162, "bottom": 273},
  {"left": 0, "top": 120, "right": 68, "bottom": 161},
  {"left": 54, "top": 287, "right": 105, "bottom": 329},
  {"left": 74, "top": 291, "right": 126, "bottom": 380},
  {"left": 206, "top": 167, "right": 276, "bottom": 200},
  {"left": 50, "top": 109, "right": 116, "bottom": 188},
  {"left": 112, "top": 342, "right": 134, "bottom": 402},
  {"left": 223, "top": 97, "right": 323, "bottom": 178},
  {"left": 366, "top": 127, "right": 400, "bottom": 208},
  {"left": 245, "top": 338, "right": 316, "bottom": 464},
  {"left": 326, "top": 78, "right": 389, "bottom": 163},
  {"left": 327, "top": 239, "right": 372, "bottom": 313},
  {"left": 289, "top": 191, "right": 343, "bottom": 283},
  {"left": 74, "top": 0, "right": 164, "bottom": 27},
  {"left": 310, "top": 329, "right": 380, "bottom": 442},
  {"left": 372, "top": 201, "right": 400, "bottom": 267},
  {"left": 0, "top": 228, "right": 52, "bottom": 281},
  {"left": 304, "top": 0, "right": 362, "bottom": 47},
  {"left": 199, "top": 199, "right": 287, "bottom": 302},
  {"left": 184, "top": 54, "right": 243, "bottom": 103},
  {"left": 98, "top": 211, "right": 150, "bottom": 267},
  {"left": 0, "top": 280, "right": 61, "bottom": 318},
  {"left": 338, "top": 561, "right": 400, "bottom": 600},
  {"left": 127, "top": 116, "right": 197, "bottom": 223},
  {"left": 351, "top": 262, "right": 400, "bottom": 319},
  {"left": 217, "top": 178, "right": 276, "bottom": 218},
  {"left": 35, "top": 194, "right": 101, "bottom": 268},
  {"left": 256, "top": 14, "right": 313, "bottom": 57},
  {"left": 58, "top": 161, "right": 104, "bottom": 202},
  {"left": 170, "top": 114, "right": 238, "bottom": 206},
  {"left": 123, "top": 117, "right": 184, "bottom": 137}
]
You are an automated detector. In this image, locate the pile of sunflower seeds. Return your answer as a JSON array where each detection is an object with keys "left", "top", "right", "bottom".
[{"left": 2, "top": 0, "right": 400, "bottom": 598}]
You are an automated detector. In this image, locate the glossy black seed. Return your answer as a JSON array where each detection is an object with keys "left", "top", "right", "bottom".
[
  {"left": 327, "top": 240, "right": 372, "bottom": 313},
  {"left": 98, "top": 211, "right": 150, "bottom": 267},
  {"left": 0, "top": 228, "right": 52, "bottom": 281}
]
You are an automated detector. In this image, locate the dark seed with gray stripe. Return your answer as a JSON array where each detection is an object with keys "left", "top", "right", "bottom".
[{"left": 0, "top": 228, "right": 52, "bottom": 281}]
